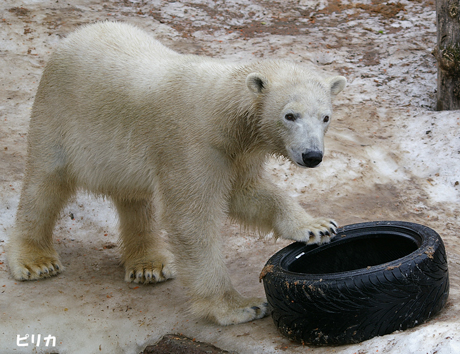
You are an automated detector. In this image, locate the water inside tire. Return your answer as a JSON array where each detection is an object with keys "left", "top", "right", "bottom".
[{"left": 287, "top": 234, "right": 419, "bottom": 274}]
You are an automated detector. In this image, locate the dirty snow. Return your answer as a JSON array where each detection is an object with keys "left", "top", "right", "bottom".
[{"left": 1, "top": 0, "right": 459, "bottom": 353}]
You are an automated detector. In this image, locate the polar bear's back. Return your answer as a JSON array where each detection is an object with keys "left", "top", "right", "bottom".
[
  {"left": 42, "top": 21, "right": 180, "bottom": 98},
  {"left": 60, "top": 21, "right": 178, "bottom": 60}
]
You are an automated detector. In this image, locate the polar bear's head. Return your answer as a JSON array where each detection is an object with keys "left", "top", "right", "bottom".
[{"left": 246, "top": 67, "right": 346, "bottom": 168}]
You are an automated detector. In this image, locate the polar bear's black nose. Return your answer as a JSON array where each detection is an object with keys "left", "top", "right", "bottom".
[{"left": 302, "top": 151, "right": 323, "bottom": 168}]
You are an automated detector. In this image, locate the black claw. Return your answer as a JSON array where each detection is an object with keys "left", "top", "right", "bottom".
[
  {"left": 55, "top": 265, "right": 60, "bottom": 271},
  {"left": 330, "top": 227, "right": 336, "bottom": 235},
  {"left": 262, "top": 302, "right": 268, "bottom": 308},
  {"left": 130, "top": 273, "right": 135, "bottom": 279},
  {"left": 251, "top": 306, "right": 260, "bottom": 311},
  {"left": 309, "top": 231, "right": 315, "bottom": 237},
  {"left": 331, "top": 221, "right": 338, "bottom": 228},
  {"left": 325, "top": 231, "right": 330, "bottom": 236},
  {"left": 152, "top": 274, "right": 156, "bottom": 282},
  {"left": 319, "top": 231, "right": 325, "bottom": 237}
]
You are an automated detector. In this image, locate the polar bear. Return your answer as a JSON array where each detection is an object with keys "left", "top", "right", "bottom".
[{"left": 7, "top": 22, "right": 346, "bottom": 325}]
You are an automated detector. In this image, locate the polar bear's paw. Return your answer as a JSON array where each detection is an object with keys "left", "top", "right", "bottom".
[
  {"left": 304, "top": 218, "right": 337, "bottom": 244},
  {"left": 123, "top": 255, "right": 176, "bottom": 284},
  {"left": 286, "top": 218, "right": 338, "bottom": 245},
  {"left": 8, "top": 249, "right": 63, "bottom": 281},
  {"left": 212, "top": 299, "right": 268, "bottom": 326},
  {"left": 193, "top": 294, "right": 269, "bottom": 325}
]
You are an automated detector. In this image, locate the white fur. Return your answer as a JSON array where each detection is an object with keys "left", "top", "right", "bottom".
[{"left": 7, "top": 22, "right": 346, "bottom": 325}]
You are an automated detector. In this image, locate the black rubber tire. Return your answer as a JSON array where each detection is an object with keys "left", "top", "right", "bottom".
[{"left": 261, "top": 221, "right": 449, "bottom": 346}]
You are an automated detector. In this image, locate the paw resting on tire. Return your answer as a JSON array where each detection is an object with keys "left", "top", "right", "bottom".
[
  {"left": 287, "top": 218, "right": 338, "bottom": 244},
  {"left": 305, "top": 218, "right": 338, "bottom": 244}
]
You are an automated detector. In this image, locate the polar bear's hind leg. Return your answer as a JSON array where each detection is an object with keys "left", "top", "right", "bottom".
[
  {"left": 7, "top": 162, "right": 73, "bottom": 280},
  {"left": 114, "top": 198, "right": 176, "bottom": 284}
]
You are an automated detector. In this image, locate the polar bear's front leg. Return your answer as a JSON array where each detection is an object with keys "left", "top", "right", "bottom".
[
  {"left": 162, "top": 184, "right": 268, "bottom": 325},
  {"left": 113, "top": 198, "right": 175, "bottom": 284},
  {"left": 229, "top": 178, "right": 337, "bottom": 245},
  {"left": 170, "top": 224, "right": 269, "bottom": 325}
]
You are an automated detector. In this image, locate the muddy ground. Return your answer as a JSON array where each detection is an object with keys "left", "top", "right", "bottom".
[{"left": 1, "top": 0, "right": 459, "bottom": 353}]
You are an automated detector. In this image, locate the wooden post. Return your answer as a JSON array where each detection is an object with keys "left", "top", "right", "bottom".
[{"left": 434, "top": 0, "right": 460, "bottom": 111}]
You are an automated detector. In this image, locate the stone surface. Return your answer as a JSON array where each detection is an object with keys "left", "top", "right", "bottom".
[{"left": 142, "top": 334, "right": 236, "bottom": 354}]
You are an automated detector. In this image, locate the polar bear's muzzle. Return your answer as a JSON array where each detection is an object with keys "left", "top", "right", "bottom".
[{"left": 301, "top": 150, "right": 323, "bottom": 168}]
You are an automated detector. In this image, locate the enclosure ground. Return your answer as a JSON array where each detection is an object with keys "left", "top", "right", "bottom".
[{"left": 1, "top": 1, "right": 459, "bottom": 353}]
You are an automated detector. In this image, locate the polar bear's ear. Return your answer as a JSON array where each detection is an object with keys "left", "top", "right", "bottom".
[
  {"left": 246, "top": 73, "right": 269, "bottom": 94},
  {"left": 328, "top": 76, "right": 347, "bottom": 95}
]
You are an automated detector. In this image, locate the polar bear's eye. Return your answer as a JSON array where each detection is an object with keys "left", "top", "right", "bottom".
[
  {"left": 285, "top": 113, "right": 296, "bottom": 121},
  {"left": 323, "top": 115, "right": 330, "bottom": 123}
]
